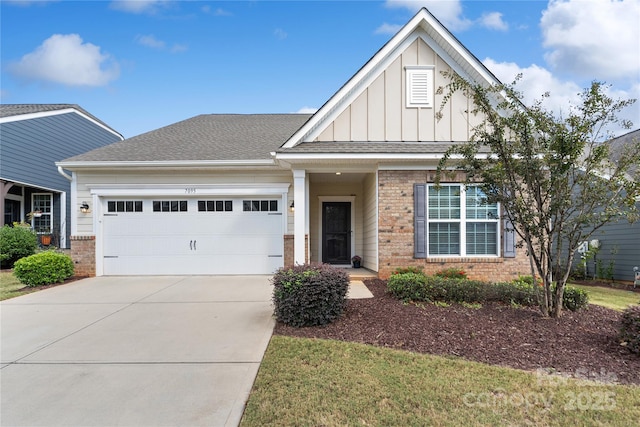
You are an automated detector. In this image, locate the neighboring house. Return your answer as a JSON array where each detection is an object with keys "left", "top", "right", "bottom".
[
  {"left": 57, "top": 8, "right": 530, "bottom": 278},
  {"left": 578, "top": 129, "right": 640, "bottom": 282},
  {"left": 0, "top": 104, "right": 123, "bottom": 249}
]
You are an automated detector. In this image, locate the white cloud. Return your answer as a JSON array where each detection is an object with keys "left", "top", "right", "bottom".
[
  {"left": 136, "top": 34, "right": 165, "bottom": 49},
  {"left": 135, "top": 34, "right": 187, "bottom": 53},
  {"left": 201, "top": 5, "right": 232, "bottom": 16},
  {"left": 295, "top": 107, "right": 318, "bottom": 114},
  {"left": 274, "top": 28, "right": 288, "bottom": 40},
  {"left": 384, "top": 0, "right": 472, "bottom": 31},
  {"left": 110, "top": 0, "right": 171, "bottom": 15},
  {"left": 478, "top": 11, "right": 508, "bottom": 31},
  {"left": 8, "top": 34, "right": 119, "bottom": 87},
  {"left": 483, "top": 58, "right": 639, "bottom": 135},
  {"left": 540, "top": 0, "right": 640, "bottom": 81},
  {"left": 375, "top": 22, "right": 403, "bottom": 35}
]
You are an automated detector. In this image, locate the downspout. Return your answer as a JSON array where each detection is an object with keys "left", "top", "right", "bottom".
[
  {"left": 57, "top": 166, "right": 73, "bottom": 249},
  {"left": 57, "top": 166, "right": 73, "bottom": 181}
]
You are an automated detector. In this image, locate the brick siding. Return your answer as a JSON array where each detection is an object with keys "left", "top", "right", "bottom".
[
  {"left": 377, "top": 170, "right": 530, "bottom": 281},
  {"left": 70, "top": 235, "right": 95, "bottom": 277}
]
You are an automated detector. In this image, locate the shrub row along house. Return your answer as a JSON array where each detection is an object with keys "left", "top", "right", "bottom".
[{"left": 55, "top": 8, "right": 532, "bottom": 279}]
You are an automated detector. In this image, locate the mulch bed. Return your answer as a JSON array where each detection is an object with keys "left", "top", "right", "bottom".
[{"left": 275, "top": 279, "right": 640, "bottom": 385}]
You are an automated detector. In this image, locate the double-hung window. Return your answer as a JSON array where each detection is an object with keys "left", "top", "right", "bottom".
[{"left": 417, "top": 184, "right": 499, "bottom": 257}]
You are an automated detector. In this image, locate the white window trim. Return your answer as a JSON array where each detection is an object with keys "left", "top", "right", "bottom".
[
  {"left": 426, "top": 184, "right": 500, "bottom": 257},
  {"left": 405, "top": 65, "right": 435, "bottom": 108},
  {"left": 31, "top": 193, "right": 53, "bottom": 233}
]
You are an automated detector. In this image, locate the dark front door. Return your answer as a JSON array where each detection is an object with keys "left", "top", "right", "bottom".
[{"left": 322, "top": 202, "right": 351, "bottom": 264}]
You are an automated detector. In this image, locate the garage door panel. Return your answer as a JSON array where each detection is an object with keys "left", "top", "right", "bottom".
[{"left": 101, "top": 197, "right": 284, "bottom": 275}]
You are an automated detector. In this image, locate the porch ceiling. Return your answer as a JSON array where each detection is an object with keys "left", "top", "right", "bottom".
[{"left": 309, "top": 172, "right": 367, "bottom": 184}]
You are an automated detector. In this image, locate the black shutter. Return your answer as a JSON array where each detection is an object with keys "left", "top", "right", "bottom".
[
  {"left": 503, "top": 218, "right": 516, "bottom": 258},
  {"left": 414, "top": 184, "right": 427, "bottom": 258}
]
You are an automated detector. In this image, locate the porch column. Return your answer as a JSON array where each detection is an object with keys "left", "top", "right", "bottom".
[
  {"left": 0, "top": 181, "right": 14, "bottom": 227},
  {"left": 293, "top": 169, "right": 306, "bottom": 265}
]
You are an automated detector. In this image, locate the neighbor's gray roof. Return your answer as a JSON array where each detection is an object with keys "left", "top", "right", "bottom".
[
  {"left": 0, "top": 104, "right": 118, "bottom": 134},
  {"left": 608, "top": 128, "right": 639, "bottom": 177},
  {"left": 63, "top": 114, "right": 313, "bottom": 162},
  {"left": 277, "top": 141, "right": 491, "bottom": 154}
]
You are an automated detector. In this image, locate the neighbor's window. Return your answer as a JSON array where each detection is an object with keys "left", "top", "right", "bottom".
[
  {"left": 427, "top": 185, "right": 498, "bottom": 256},
  {"left": 32, "top": 193, "right": 52, "bottom": 233}
]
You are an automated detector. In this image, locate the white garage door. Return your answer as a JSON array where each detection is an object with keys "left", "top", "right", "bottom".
[{"left": 101, "top": 198, "right": 284, "bottom": 275}]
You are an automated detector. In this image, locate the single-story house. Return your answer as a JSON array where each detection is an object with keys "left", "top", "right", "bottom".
[
  {"left": 0, "top": 104, "right": 123, "bottom": 249},
  {"left": 57, "top": 8, "right": 530, "bottom": 279},
  {"left": 577, "top": 129, "right": 640, "bottom": 283}
]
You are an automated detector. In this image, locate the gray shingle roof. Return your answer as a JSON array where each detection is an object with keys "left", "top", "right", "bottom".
[
  {"left": 63, "top": 114, "right": 312, "bottom": 162},
  {"left": 278, "top": 141, "right": 490, "bottom": 154},
  {"left": 0, "top": 104, "right": 117, "bottom": 134}
]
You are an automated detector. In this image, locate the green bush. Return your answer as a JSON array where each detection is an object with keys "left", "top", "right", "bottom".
[
  {"left": 272, "top": 264, "right": 349, "bottom": 327},
  {"left": 434, "top": 267, "right": 468, "bottom": 280},
  {"left": 0, "top": 224, "right": 38, "bottom": 268},
  {"left": 490, "top": 281, "right": 539, "bottom": 307},
  {"left": 619, "top": 305, "right": 640, "bottom": 355},
  {"left": 561, "top": 285, "right": 589, "bottom": 311},
  {"left": 387, "top": 274, "right": 487, "bottom": 304},
  {"left": 391, "top": 266, "right": 425, "bottom": 275},
  {"left": 387, "top": 272, "right": 429, "bottom": 301},
  {"left": 13, "top": 251, "right": 74, "bottom": 287}
]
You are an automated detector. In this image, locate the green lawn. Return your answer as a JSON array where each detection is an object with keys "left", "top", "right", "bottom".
[
  {"left": 242, "top": 336, "right": 639, "bottom": 427},
  {"left": 571, "top": 283, "right": 639, "bottom": 312},
  {"left": 0, "top": 270, "right": 32, "bottom": 301}
]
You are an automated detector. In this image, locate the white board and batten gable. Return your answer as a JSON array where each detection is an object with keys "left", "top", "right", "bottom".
[{"left": 281, "top": 8, "right": 501, "bottom": 148}]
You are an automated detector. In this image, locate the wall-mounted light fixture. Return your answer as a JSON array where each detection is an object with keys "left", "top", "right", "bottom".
[
  {"left": 80, "top": 202, "right": 90, "bottom": 213},
  {"left": 289, "top": 201, "right": 295, "bottom": 212}
]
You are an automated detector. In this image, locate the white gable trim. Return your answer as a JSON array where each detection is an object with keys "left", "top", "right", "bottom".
[
  {"left": 280, "top": 8, "right": 502, "bottom": 149},
  {"left": 0, "top": 108, "right": 123, "bottom": 140}
]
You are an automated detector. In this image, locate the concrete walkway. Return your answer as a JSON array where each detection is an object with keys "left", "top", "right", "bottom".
[{"left": 1, "top": 276, "right": 275, "bottom": 427}]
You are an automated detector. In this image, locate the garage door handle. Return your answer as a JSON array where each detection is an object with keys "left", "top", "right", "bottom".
[
  {"left": 193, "top": 240, "right": 196, "bottom": 250},
  {"left": 268, "top": 255, "right": 283, "bottom": 258},
  {"left": 190, "top": 240, "right": 193, "bottom": 250}
]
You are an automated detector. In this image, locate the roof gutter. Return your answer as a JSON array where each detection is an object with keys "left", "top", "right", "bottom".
[
  {"left": 57, "top": 165, "right": 73, "bottom": 181},
  {"left": 55, "top": 159, "right": 277, "bottom": 169}
]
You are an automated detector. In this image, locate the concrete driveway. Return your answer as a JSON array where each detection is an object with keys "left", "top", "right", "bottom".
[{"left": 0, "top": 276, "right": 275, "bottom": 427}]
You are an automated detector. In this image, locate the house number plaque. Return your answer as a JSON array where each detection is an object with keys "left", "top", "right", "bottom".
[{"left": 185, "top": 187, "right": 197, "bottom": 194}]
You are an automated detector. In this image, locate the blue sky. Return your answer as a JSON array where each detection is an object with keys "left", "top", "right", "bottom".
[{"left": 2, "top": 0, "right": 638, "bottom": 139}]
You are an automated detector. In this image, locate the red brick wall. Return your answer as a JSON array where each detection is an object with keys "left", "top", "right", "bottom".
[
  {"left": 377, "top": 170, "right": 530, "bottom": 281},
  {"left": 283, "top": 234, "right": 309, "bottom": 268},
  {"left": 70, "top": 235, "right": 95, "bottom": 277}
]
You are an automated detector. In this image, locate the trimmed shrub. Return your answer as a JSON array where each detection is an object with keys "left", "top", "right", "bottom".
[
  {"left": 434, "top": 267, "right": 468, "bottom": 280},
  {"left": 490, "top": 281, "right": 539, "bottom": 307},
  {"left": 13, "top": 251, "right": 74, "bottom": 287},
  {"left": 562, "top": 286, "right": 589, "bottom": 311},
  {"left": 391, "top": 266, "right": 425, "bottom": 275},
  {"left": 619, "top": 306, "right": 640, "bottom": 355},
  {"left": 0, "top": 224, "right": 38, "bottom": 268},
  {"left": 272, "top": 264, "right": 349, "bottom": 327},
  {"left": 387, "top": 272, "right": 429, "bottom": 301}
]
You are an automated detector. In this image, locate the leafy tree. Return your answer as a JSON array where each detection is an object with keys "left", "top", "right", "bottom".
[{"left": 437, "top": 75, "right": 639, "bottom": 317}]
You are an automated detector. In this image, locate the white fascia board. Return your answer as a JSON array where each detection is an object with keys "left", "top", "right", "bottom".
[
  {"left": 0, "top": 176, "right": 65, "bottom": 193},
  {"left": 276, "top": 152, "right": 477, "bottom": 161},
  {"left": 0, "top": 108, "right": 123, "bottom": 140},
  {"left": 56, "top": 159, "right": 277, "bottom": 169},
  {"left": 88, "top": 183, "right": 291, "bottom": 197}
]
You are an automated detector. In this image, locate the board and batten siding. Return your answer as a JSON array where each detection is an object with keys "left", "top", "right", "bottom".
[
  {"left": 362, "top": 172, "right": 379, "bottom": 272},
  {"left": 314, "top": 38, "right": 483, "bottom": 143},
  {"left": 74, "top": 170, "right": 293, "bottom": 235}
]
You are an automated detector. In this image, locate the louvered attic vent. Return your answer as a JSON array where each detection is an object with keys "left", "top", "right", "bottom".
[{"left": 406, "top": 66, "right": 434, "bottom": 108}]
